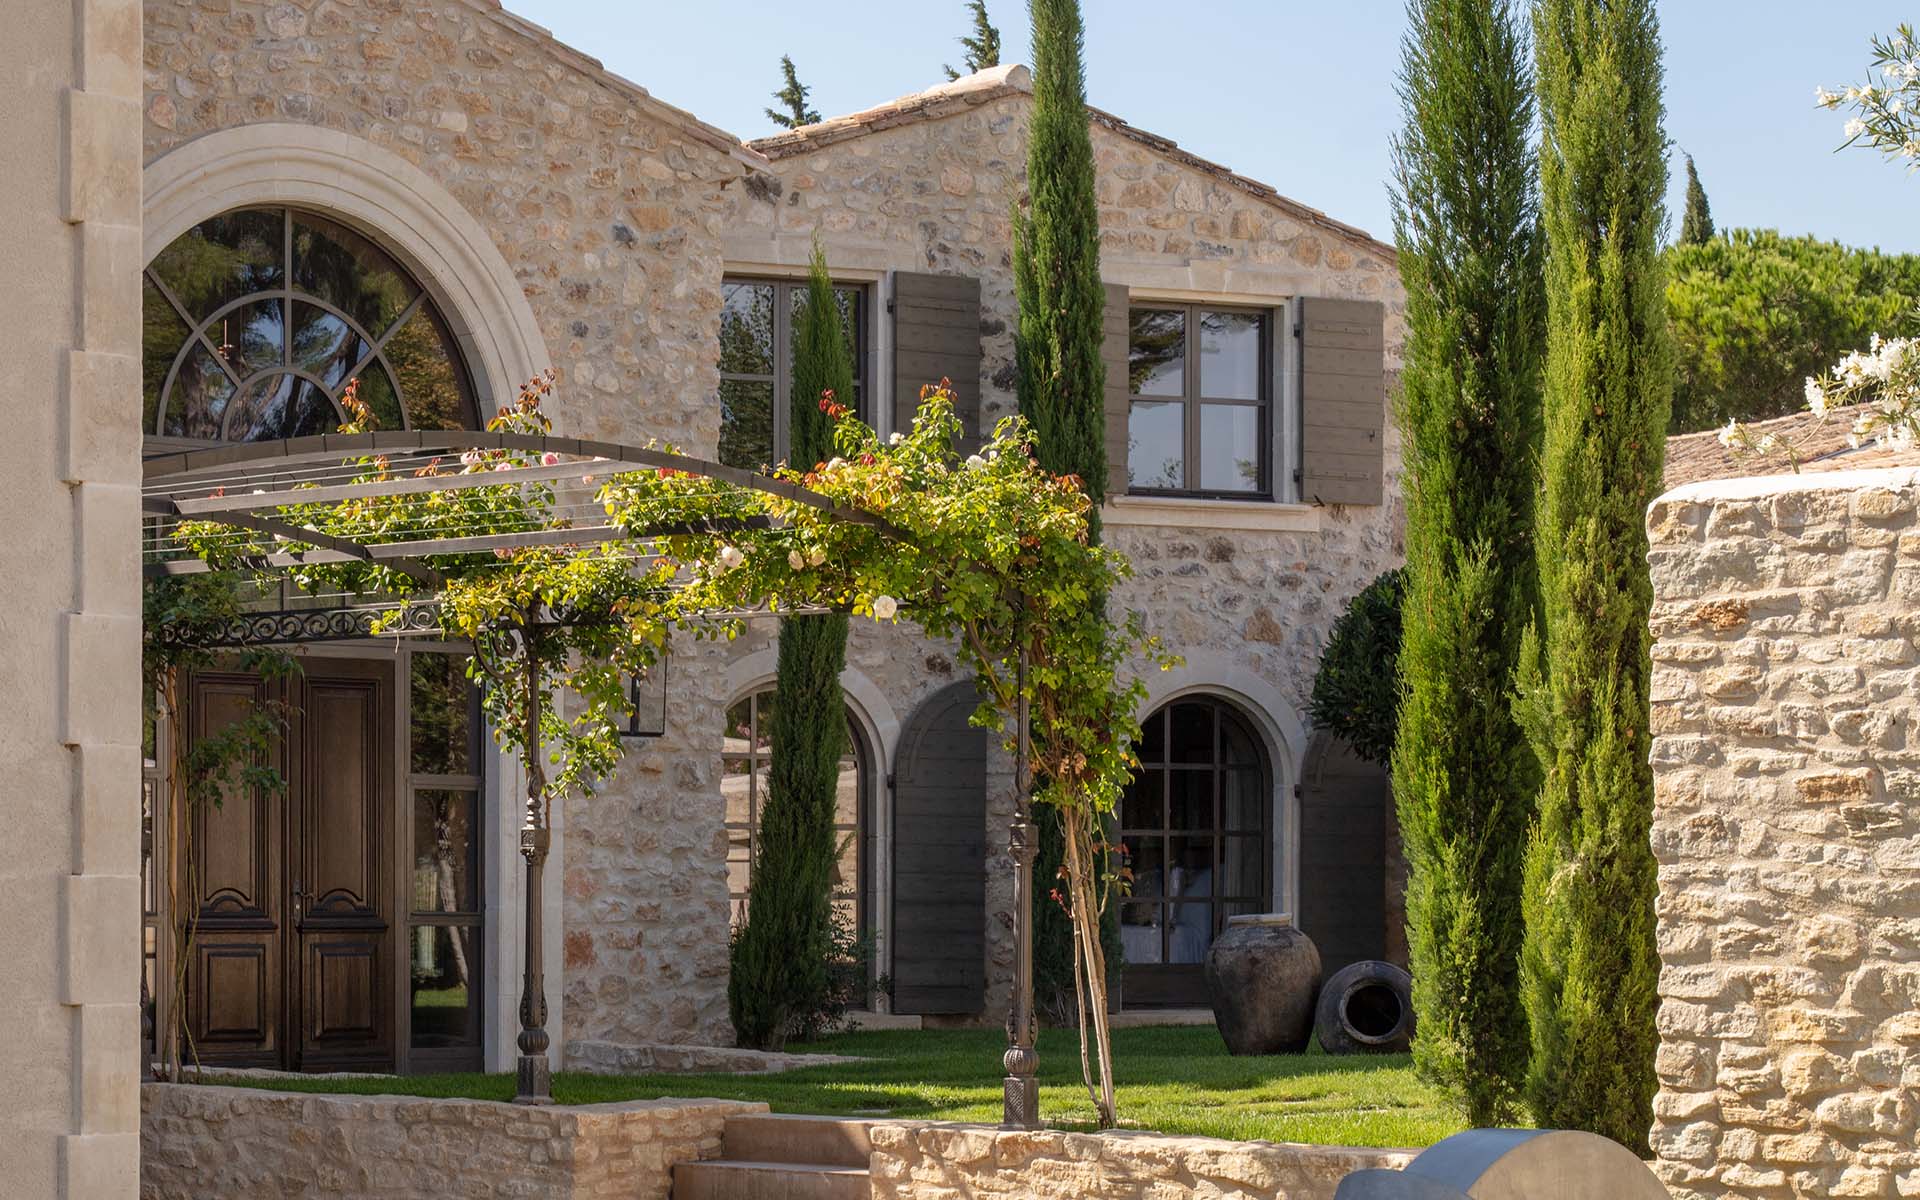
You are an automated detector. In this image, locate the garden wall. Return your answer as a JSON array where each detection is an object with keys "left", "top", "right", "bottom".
[
  {"left": 139, "top": 1083, "right": 761, "bottom": 1199},
  {"left": 867, "top": 1122, "right": 1413, "bottom": 1200},
  {"left": 1646, "top": 467, "right": 1920, "bottom": 1198}
]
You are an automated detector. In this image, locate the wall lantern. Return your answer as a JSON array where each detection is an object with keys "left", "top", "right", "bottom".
[{"left": 623, "top": 653, "right": 669, "bottom": 739}]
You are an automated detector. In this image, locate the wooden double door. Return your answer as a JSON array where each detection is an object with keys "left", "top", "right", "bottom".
[{"left": 184, "top": 657, "right": 399, "bottom": 1072}]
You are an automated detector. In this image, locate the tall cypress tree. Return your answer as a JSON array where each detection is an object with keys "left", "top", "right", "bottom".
[
  {"left": 944, "top": 1, "right": 1003, "bottom": 80},
  {"left": 1389, "top": 0, "right": 1544, "bottom": 1127},
  {"left": 728, "top": 243, "right": 854, "bottom": 1049},
  {"left": 1679, "top": 153, "right": 1714, "bottom": 245},
  {"left": 766, "top": 55, "right": 821, "bottom": 129},
  {"left": 1519, "top": 0, "right": 1671, "bottom": 1151},
  {"left": 1012, "top": 0, "right": 1119, "bottom": 1026}
]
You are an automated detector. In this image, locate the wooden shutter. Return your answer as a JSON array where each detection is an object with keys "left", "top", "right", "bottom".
[
  {"left": 1298, "top": 297, "right": 1385, "bottom": 505},
  {"left": 890, "top": 679, "right": 988, "bottom": 1016},
  {"left": 892, "top": 272, "right": 982, "bottom": 449},
  {"left": 1101, "top": 282, "right": 1130, "bottom": 495}
]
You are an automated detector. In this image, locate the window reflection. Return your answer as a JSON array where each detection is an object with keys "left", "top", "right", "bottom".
[
  {"left": 409, "top": 925, "right": 476, "bottom": 1048},
  {"left": 1126, "top": 306, "right": 1270, "bottom": 495},
  {"left": 716, "top": 278, "right": 866, "bottom": 471}
]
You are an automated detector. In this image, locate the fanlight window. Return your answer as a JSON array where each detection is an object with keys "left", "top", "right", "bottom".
[{"left": 142, "top": 207, "right": 478, "bottom": 442}]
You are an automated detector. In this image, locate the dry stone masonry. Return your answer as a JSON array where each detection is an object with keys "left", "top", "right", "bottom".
[{"left": 1646, "top": 468, "right": 1920, "bottom": 1199}]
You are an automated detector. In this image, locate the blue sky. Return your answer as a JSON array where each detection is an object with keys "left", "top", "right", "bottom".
[{"left": 516, "top": 1, "right": 1919, "bottom": 253}]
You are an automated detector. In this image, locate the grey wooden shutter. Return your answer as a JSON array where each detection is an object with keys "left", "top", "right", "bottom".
[
  {"left": 1298, "top": 297, "right": 1385, "bottom": 506},
  {"left": 1101, "top": 282, "right": 1130, "bottom": 495},
  {"left": 890, "top": 679, "right": 988, "bottom": 1016},
  {"left": 892, "top": 272, "right": 982, "bottom": 449}
]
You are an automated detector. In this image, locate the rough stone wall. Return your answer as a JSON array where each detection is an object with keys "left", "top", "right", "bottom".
[
  {"left": 868, "top": 1123, "right": 1414, "bottom": 1200},
  {"left": 1647, "top": 468, "right": 1920, "bottom": 1199},
  {"left": 5, "top": 0, "right": 146, "bottom": 1195},
  {"left": 140, "top": 1083, "right": 762, "bottom": 1199}
]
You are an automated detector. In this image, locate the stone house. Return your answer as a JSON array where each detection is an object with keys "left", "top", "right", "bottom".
[{"left": 28, "top": 0, "right": 1409, "bottom": 1162}]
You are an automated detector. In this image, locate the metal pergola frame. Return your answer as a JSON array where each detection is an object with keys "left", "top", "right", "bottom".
[{"left": 142, "top": 431, "right": 1043, "bottom": 1123}]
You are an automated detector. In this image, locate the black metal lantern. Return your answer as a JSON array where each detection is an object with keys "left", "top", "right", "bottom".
[{"left": 623, "top": 652, "right": 668, "bottom": 739}]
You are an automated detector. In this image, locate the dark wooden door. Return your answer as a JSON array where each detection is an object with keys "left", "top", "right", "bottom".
[
  {"left": 1296, "top": 731, "right": 1390, "bottom": 977},
  {"left": 891, "top": 680, "right": 988, "bottom": 1016},
  {"left": 183, "top": 657, "right": 396, "bottom": 1072}
]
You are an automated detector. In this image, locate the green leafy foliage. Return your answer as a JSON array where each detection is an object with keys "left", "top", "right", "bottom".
[
  {"left": 732, "top": 245, "right": 859, "bottom": 1050},
  {"left": 1521, "top": 0, "right": 1669, "bottom": 1151},
  {"left": 1308, "top": 569, "right": 1405, "bottom": 767},
  {"left": 1389, "top": 0, "right": 1543, "bottom": 1127},
  {"left": 1678, "top": 154, "right": 1713, "bottom": 246},
  {"left": 944, "top": 0, "right": 1002, "bottom": 80},
  {"left": 766, "top": 54, "right": 821, "bottom": 130},
  {"left": 1665, "top": 231, "right": 1920, "bottom": 432}
]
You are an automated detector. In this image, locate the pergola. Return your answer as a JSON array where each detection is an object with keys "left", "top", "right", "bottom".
[{"left": 141, "top": 430, "right": 1045, "bottom": 1125}]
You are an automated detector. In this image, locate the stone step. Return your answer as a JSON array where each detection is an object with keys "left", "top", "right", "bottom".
[
  {"left": 720, "top": 1113, "right": 879, "bottom": 1168},
  {"left": 671, "top": 1159, "right": 872, "bottom": 1200}
]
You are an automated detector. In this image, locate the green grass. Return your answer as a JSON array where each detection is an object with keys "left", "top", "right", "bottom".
[{"left": 206, "top": 1026, "right": 1463, "bottom": 1148}]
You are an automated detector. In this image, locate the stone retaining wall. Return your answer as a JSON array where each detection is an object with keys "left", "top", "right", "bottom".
[
  {"left": 140, "top": 1083, "right": 762, "bottom": 1199},
  {"left": 868, "top": 1122, "right": 1413, "bottom": 1200},
  {"left": 1646, "top": 468, "right": 1920, "bottom": 1198}
]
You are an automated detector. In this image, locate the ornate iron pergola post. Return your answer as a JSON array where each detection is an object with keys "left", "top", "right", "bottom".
[
  {"left": 513, "top": 621, "right": 554, "bottom": 1105},
  {"left": 1003, "top": 644, "right": 1040, "bottom": 1128}
]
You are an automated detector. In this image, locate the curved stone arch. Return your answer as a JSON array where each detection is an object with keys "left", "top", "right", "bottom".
[
  {"left": 1137, "top": 651, "right": 1305, "bottom": 917},
  {"left": 143, "top": 123, "right": 550, "bottom": 414}
]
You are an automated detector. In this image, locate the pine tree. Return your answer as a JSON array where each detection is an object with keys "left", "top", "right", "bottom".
[
  {"left": 1389, "top": 0, "right": 1544, "bottom": 1128},
  {"left": 766, "top": 55, "right": 821, "bottom": 130},
  {"left": 728, "top": 243, "right": 854, "bottom": 1050},
  {"left": 1680, "top": 153, "right": 1714, "bottom": 245},
  {"left": 1518, "top": 0, "right": 1671, "bottom": 1152},
  {"left": 944, "top": 1, "right": 1003, "bottom": 80}
]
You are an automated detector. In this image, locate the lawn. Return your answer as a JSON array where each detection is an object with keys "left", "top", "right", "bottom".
[{"left": 208, "top": 1026, "right": 1465, "bottom": 1148}]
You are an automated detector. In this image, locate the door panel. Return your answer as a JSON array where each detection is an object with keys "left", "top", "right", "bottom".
[{"left": 891, "top": 680, "right": 988, "bottom": 1017}]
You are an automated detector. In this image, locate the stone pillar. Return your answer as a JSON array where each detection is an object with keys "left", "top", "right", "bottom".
[
  {"left": 0, "top": 0, "right": 144, "bottom": 1195},
  {"left": 1646, "top": 470, "right": 1920, "bottom": 1199}
]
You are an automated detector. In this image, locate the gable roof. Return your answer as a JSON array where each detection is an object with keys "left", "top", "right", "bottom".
[
  {"left": 748, "top": 66, "right": 1395, "bottom": 260},
  {"left": 1663, "top": 403, "right": 1920, "bottom": 491}
]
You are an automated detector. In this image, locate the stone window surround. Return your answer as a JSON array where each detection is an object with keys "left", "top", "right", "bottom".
[{"left": 141, "top": 123, "right": 558, "bottom": 1077}]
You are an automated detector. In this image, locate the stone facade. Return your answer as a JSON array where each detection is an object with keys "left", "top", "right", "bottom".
[
  {"left": 1647, "top": 468, "right": 1920, "bottom": 1199},
  {"left": 140, "top": 1083, "right": 762, "bottom": 1198},
  {"left": 867, "top": 1122, "right": 1414, "bottom": 1200}
]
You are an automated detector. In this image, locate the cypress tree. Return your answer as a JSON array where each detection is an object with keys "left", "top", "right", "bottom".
[
  {"left": 1680, "top": 153, "right": 1714, "bottom": 245},
  {"left": 1389, "top": 0, "right": 1543, "bottom": 1127},
  {"left": 1518, "top": 0, "right": 1671, "bottom": 1151},
  {"left": 944, "top": 1, "right": 1003, "bottom": 80},
  {"left": 766, "top": 55, "right": 821, "bottom": 129},
  {"left": 1012, "top": 0, "right": 1120, "bottom": 1026},
  {"left": 728, "top": 243, "right": 854, "bottom": 1049}
]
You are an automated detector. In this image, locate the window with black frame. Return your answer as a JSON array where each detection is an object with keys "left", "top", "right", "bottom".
[
  {"left": 406, "top": 649, "right": 485, "bottom": 1069},
  {"left": 717, "top": 278, "right": 865, "bottom": 471},
  {"left": 1126, "top": 306, "right": 1272, "bottom": 497}
]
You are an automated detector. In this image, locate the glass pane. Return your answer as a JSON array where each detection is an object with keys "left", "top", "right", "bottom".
[
  {"left": 1121, "top": 773, "right": 1161, "bottom": 833},
  {"left": 749, "top": 692, "right": 775, "bottom": 752},
  {"left": 832, "top": 829, "right": 859, "bottom": 896},
  {"left": 409, "top": 652, "right": 475, "bottom": 775},
  {"left": 1168, "top": 702, "right": 1214, "bottom": 764},
  {"left": 835, "top": 758, "right": 861, "bottom": 827},
  {"left": 1198, "top": 310, "right": 1263, "bottom": 401},
  {"left": 224, "top": 374, "right": 339, "bottom": 441},
  {"left": 727, "top": 831, "right": 752, "bottom": 903},
  {"left": 349, "top": 361, "right": 405, "bottom": 432},
  {"left": 1200, "top": 404, "right": 1262, "bottom": 492},
  {"left": 1120, "top": 902, "right": 1163, "bottom": 963},
  {"left": 1221, "top": 708, "right": 1260, "bottom": 767},
  {"left": 1128, "top": 308, "right": 1185, "bottom": 395},
  {"left": 1223, "top": 768, "right": 1265, "bottom": 833},
  {"left": 216, "top": 297, "right": 286, "bottom": 378},
  {"left": 409, "top": 925, "right": 477, "bottom": 1047},
  {"left": 149, "top": 208, "right": 283, "bottom": 320},
  {"left": 1127, "top": 400, "right": 1184, "bottom": 490},
  {"left": 719, "top": 282, "right": 776, "bottom": 375},
  {"left": 718, "top": 379, "right": 775, "bottom": 470},
  {"left": 1129, "top": 838, "right": 1168, "bottom": 902},
  {"left": 789, "top": 285, "right": 862, "bottom": 381},
  {"left": 723, "top": 698, "right": 753, "bottom": 752},
  {"left": 162, "top": 342, "right": 236, "bottom": 439},
  {"left": 411, "top": 790, "right": 477, "bottom": 913},
  {"left": 1169, "top": 771, "right": 1212, "bottom": 831},
  {"left": 143, "top": 277, "right": 190, "bottom": 434},
  {"left": 293, "top": 211, "right": 420, "bottom": 338},
  {"left": 722, "top": 756, "right": 753, "bottom": 825},
  {"left": 291, "top": 302, "right": 367, "bottom": 390},
  {"left": 384, "top": 302, "right": 474, "bottom": 430},
  {"left": 1136, "top": 708, "right": 1164, "bottom": 765},
  {"left": 1223, "top": 835, "right": 1265, "bottom": 900}
]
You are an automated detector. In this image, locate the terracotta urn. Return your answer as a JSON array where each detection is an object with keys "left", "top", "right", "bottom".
[{"left": 1203, "top": 913, "right": 1323, "bottom": 1055}]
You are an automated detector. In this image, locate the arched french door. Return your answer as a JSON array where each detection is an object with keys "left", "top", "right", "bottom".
[
  {"left": 141, "top": 207, "right": 487, "bottom": 1074},
  {"left": 1118, "top": 696, "right": 1273, "bottom": 1007}
]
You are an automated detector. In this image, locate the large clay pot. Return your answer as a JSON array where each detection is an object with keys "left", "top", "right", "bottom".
[{"left": 1203, "top": 913, "right": 1322, "bottom": 1055}]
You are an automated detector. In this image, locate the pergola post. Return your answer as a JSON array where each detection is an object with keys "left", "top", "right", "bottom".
[
  {"left": 1002, "top": 644, "right": 1040, "bottom": 1129},
  {"left": 513, "top": 625, "right": 554, "bottom": 1106}
]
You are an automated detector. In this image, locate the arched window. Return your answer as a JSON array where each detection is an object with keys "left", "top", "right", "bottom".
[
  {"left": 141, "top": 207, "right": 478, "bottom": 442},
  {"left": 721, "top": 688, "right": 871, "bottom": 934},
  {"left": 1119, "top": 696, "right": 1271, "bottom": 1006}
]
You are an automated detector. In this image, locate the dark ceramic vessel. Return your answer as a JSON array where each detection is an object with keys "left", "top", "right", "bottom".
[{"left": 1203, "top": 913, "right": 1323, "bottom": 1055}]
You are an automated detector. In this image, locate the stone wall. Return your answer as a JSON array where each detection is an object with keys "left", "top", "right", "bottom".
[
  {"left": 140, "top": 1083, "right": 762, "bottom": 1199},
  {"left": 868, "top": 1123, "right": 1414, "bottom": 1200},
  {"left": 1646, "top": 468, "right": 1920, "bottom": 1199},
  {"left": 5, "top": 0, "right": 146, "bottom": 1195}
]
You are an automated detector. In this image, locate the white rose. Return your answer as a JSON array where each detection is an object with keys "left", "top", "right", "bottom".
[
  {"left": 788, "top": 549, "right": 806, "bottom": 571},
  {"left": 888, "top": 431, "right": 906, "bottom": 445},
  {"left": 718, "top": 545, "right": 744, "bottom": 570},
  {"left": 827, "top": 457, "right": 847, "bottom": 470},
  {"left": 965, "top": 454, "right": 986, "bottom": 469},
  {"left": 871, "top": 594, "right": 899, "bottom": 621}
]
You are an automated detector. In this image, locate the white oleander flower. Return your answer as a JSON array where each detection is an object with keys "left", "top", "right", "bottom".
[
  {"left": 1817, "top": 86, "right": 1839, "bottom": 107},
  {"left": 718, "top": 545, "right": 743, "bottom": 570},
  {"left": 1806, "top": 377, "right": 1829, "bottom": 416},
  {"left": 1717, "top": 420, "right": 1741, "bottom": 450},
  {"left": 788, "top": 549, "right": 806, "bottom": 571},
  {"left": 871, "top": 594, "right": 899, "bottom": 621},
  {"left": 1847, "top": 118, "right": 1870, "bottom": 139}
]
